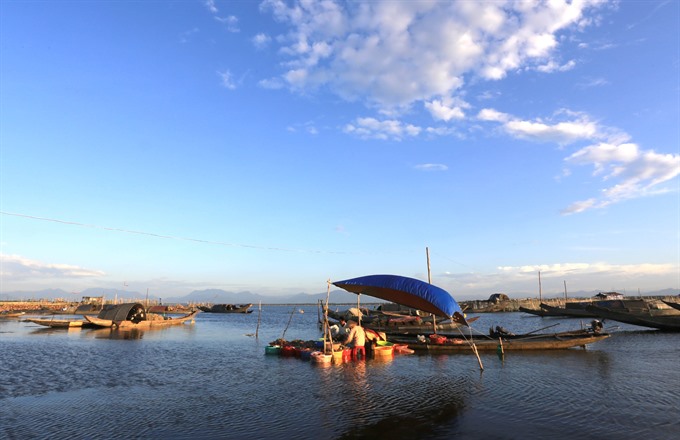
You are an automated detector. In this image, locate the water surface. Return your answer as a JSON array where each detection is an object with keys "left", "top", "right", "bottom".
[{"left": 1, "top": 307, "right": 678, "bottom": 439}]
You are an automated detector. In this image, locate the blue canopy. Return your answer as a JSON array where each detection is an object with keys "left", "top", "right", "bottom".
[{"left": 333, "top": 274, "right": 467, "bottom": 325}]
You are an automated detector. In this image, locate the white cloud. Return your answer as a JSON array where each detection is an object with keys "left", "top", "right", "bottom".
[
  {"left": 477, "top": 108, "right": 509, "bottom": 123},
  {"left": 425, "top": 96, "right": 470, "bottom": 122},
  {"left": 439, "top": 261, "right": 678, "bottom": 297},
  {"left": 343, "top": 117, "right": 421, "bottom": 141},
  {"left": 252, "top": 33, "right": 272, "bottom": 49},
  {"left": 258, "top": 77, "right": 285, "bottom": 89},
  {"left": 497, "top": 262, "right": 678, "bottom": 278},
  {"left": 415, "top": 163, "right": 448, "bottom": 172},
  {"left": 204, "top": 0, "right": 218, "bottom": 14},
  {"left": 0, "top": 254, "right": 105, "bottom": 281},
  {"left": 478, "top": 108, "right": 597, "bottom": 144},
  {"left": 259, "top": 0, "right": 608, "bottom": 111},
  {"left": 536, "top": 59, "right": 576, "bottom": 72},
  {"left": 575, "top": 77, "right": 610, "bottom": 89},
  {"left": 218, "top": 70, "right": 237, "bottom": 89},
  {"left": 562, "top": 142, "right": 680, "bottom": 214},
  {"left": 215, "top": 15, "right": 239, "bottom": 33}
]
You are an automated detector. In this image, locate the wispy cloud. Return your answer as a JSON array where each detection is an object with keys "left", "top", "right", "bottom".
[
  {"left": 204, "top": 1, "right": 239, "bottom": 32},
  {"left": 415, "top": 164, "right": 448, "bottom": 172},
  {"left": 252, "top": 33, "right": 272, "bottom": 49},
  {"left": 218, "top": 70, "right": 237, "bottom": 89},
  {"left": 344, "top": 118, "right": 422, "bottom": 140},
  {"left": 536, "top": 59, "right": 576, "bottom": 73},
  {"left": 440, "top": 261, "right": 678, "bottom": 294},
  {"left": 203, "top": 0, "right": 218, "bottom": 14},
  {"left": 476, "top": 108, "right": 680, "bottom": 213},
  {"left": 343, "top": 117, "right": 421, "bottom": 141},
  {"left": 575, "top": 77, "right": 610, "bottom": 89},
  {"left": 562, "top": 142, "right": 680, "bottom": 214},
  {"left": 0, "top": 254, "right": 105, "bottom": 281},
  {"left": 215, "top": 15, "right": 239, "bottom": 33},
  {"left": 477, "top": 108, "right": 598, "bottom": 145}
]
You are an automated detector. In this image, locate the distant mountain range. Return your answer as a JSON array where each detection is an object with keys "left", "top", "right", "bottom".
[
  {"left": 1, "top": 287, "right": 677, "bottom": 304},
  {"left": 0, "top": 287, "right": 373, "bottom": 305}
]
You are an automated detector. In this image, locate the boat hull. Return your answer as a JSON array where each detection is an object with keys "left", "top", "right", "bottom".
[
  {"left": 85, "top": 310, "right": 200, "bottom": 329},
  {"left": 26, "top": 318, "right": 88, "bottom": 328},
  {"left": 391, "top": 331, "right": 610, "bottom": 352}
]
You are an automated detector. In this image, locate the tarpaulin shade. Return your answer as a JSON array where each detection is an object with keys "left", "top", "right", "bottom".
[{"left": 333, "top": 274, "right": 467, "bottom": 325}]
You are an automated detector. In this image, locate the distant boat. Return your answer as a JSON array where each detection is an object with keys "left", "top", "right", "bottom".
[
  {"left": 85, "top": 303, "right": 200, "bottom": 329},
  {"left": 518, "top": 306, "right": 563, "bottom": 317},
  {"left": 198, "top": 304, "right": 253, "bottom": 314},
  {"left": 0, "top": 311, "right": 25, "bottom": 319}
]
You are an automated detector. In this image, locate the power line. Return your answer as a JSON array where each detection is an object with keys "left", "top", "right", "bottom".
[{"left": 0, "top": 210, "right": 408, "bottom": 256}]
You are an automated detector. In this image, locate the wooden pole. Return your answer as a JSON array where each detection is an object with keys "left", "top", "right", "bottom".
[
  {"left": 281, "top": 306, "right": 295, "bottom": 340},
  {"left": 357, "top": 293, "right": 361, "bottom": 326},
  {"left": 426, "top": 247, "right": 437, "bottom": 334},
  {"left": 564, "top": 280, "right": 568, "bottom": 303},
  {"left": 538, "top": 271, "right": 543, "bottom": 303},
  {"left": 255, "top": 300, "right": 262, "bottom": 339},
  {"left": 324, "top": 280, "right": 332, "bottom": 354}
]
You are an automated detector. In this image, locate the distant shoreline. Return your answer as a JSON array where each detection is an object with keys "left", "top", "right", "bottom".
[{"left": 2, "top": 295, "right": 678, "bottom": 313}]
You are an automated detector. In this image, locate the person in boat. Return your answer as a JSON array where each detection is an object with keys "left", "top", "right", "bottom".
[
  {"left": 364, "top": 328, "right": 381, "bottom": 357},
  {"left": 331, "top": 317, "right": 350, "bottom": 342},
  {"left": 490, "top": 325, "right": 514, "bottom": 338},
  {"left": 590, "top": 319, "right": 603, "bottom": 334},
  {"left": 346, "top": 319, "right": 366, "bottom": 359}
]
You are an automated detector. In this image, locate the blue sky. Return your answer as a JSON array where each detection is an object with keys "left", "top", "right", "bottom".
[{"left": 1, "top": 0, "right": 678, "bottom": 300}]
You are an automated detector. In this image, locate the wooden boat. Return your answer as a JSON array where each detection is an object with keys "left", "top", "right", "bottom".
[
  {"left": 537, "top": 303, "right": 598, "bottom": 318},
  {"left": 585, "top": 305, "right": 680, "bottom": 331},
  {"left": 362, "top": 316, "right": 478, "bottom": 335},
  {"left": 0, "top": 311, "right": 26, "bottom": 318},
  {"left": 518, "top": 306, "right": 562, "bottom": 317},
  {"left": 662, "top": 300, "right": 680, "bottom": 312},
  {"left": 390, "top": 329, "right": 610, "bottom": 352},
  {"left": 25, "top": 318, "right": 90, "bottom": 328},
  {"left": 84, "top": 303, "right": 200, "bottom": 329},
  {"left": 198, "top": 303, "right": 253, "bottom": 313}
]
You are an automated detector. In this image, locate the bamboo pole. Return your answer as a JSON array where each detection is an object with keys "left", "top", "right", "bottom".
[
  {"left": 255, "top": 300, "right": 262, "bottom": 339},
  {"left": 324, "top": 280, "right": 332, "bottom": 354},
  {"left": 281, "top": 306, "right": 295, "bottom": 340},
  {"left": 357, "top": 293, "right": 361, "bottom": 326},
  {"left": 426, "top": 247, "right": 437, "bottom": 334}
]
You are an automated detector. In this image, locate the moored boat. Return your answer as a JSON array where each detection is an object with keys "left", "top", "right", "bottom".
[
  {"left": 84, "top": 303, "right": 199, "bottom": 329},
  {"left": 585, "top": 305, "right": 680, "bottom": 331},
  {"left": 518, "top": 306, "right": 562, "bottom": 317},
  {"left": 0, "top": 311, "right": 26, "bottom": 319},
  {"left": 198, "top": 303, "right": 253, "bottom": 313},
  {"left": 390, "top": 329, "right": 610, "bottom": 352},
  {"left": 25, "top": 318, "right": 90, "bottom": 328},
  {"left": 662, "top": 300, "right": 680, "bottom": 312}
]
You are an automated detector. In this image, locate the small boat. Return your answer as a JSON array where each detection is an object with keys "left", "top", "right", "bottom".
[
  {"left": 198, "top": 303, "right": 253, "bottom": 313},
  {"left": 537, "top": 303, "right": 598, "bottom": 318},
  {"left": 0, "top": 311, "right": 26, "bottom": 319},
  {"left": 390, "top": 329, "right": 610, "bottom": 352},
  {"left": 518, "top": 306, "right": 562, "bottom": 317},
  {"left": 25, "top": 318, "right": 90, "bottom": 328},
  {"left": 84, "top": 303, "right": 200, "bottom": 329}
]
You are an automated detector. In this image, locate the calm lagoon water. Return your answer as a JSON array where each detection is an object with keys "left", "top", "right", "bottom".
[{"left": 1, "top": 306, "right": 679, "bottom": 439}]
